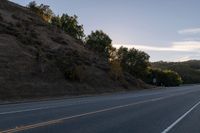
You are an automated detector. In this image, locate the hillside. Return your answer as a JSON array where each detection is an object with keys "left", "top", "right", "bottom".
[
  {"left": 152, "top": 60, "right": 200, "bottom": 84},
  {"left": 0, "top": 0, "right": 149, "bottom": 100}
]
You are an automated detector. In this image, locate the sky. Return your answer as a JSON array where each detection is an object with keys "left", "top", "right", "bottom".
[{"left": 10, "top": 0, "right": 200, "bottom": 62}]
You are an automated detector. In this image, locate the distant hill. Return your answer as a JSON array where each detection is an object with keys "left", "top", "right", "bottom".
[
  {"left": 0, "top": 0, "right": 149, "bottom": 100},
  {"left": 152, "top": 60, "right": 200, "bottom": 84}
]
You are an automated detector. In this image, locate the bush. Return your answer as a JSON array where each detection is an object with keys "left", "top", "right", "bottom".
[
  {"left": 147, "top": 68, "right": 183, "bottom": 87},
  {"left": 12, "top": 14, "right": 20, "bottom": 20},
  {"left": 109, "top": 60, "right": 123, "bottom": 80},
  {"left": 55, "top": 53, "right": 86, "bottom": 82},
  {"left": 62, "top": 65, "right": 86, "bottom": 82},
  {"left": 0, "top": 13, "right": 3, "bottom": 21},
  {"left": 15, "top": 22, "right": 22, "bottom": 28},
  {"left": 72, "top": 65, "right": 86, "bottom": 82},
  {"left": 28, "top": 1, "right": 53, "bottom": 22}
]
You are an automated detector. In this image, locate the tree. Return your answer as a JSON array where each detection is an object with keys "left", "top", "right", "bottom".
[
  {"left": 116, "top": 46, "right": 150, "bottom": 79},
  {"left": 60, "top": 14, "right": 85, "bottom": 40},
  {"left": 51, "top": 15, "right": 61, "bottom": 28},
  {"left": 28, "top": 2, "right": 85, "bottom": 40},
  {"left": 109, "top": 59, "right": 123, "bottom": 80},
  {"left": 28, "top": 1, "right": 53, "bottom": 22},
  {"left": 117, "top": 47, "right": 129, "bottom": 70},
  {"left": 85, "top": 30, "right": 112, "bottom": 58},
  {"left": 28, "top": 1, "right": 37, "bottom": 10},
  {"left": 109, "top": 46, "right": 118, "bottom": 61}
]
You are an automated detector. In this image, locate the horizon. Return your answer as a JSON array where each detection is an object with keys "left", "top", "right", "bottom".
[{"left": 10, "top": 0, "right": 200, "bottom": 62}]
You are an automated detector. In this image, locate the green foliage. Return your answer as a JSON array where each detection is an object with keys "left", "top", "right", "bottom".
[
  {"left": 51, "top": 14, "right": 85, "bottom": 40},
  {"left": 24, "top": 1, "right": 184, "bottom": 88},
  {"left": 152, "top": 60, "right": 200, "bottom": 84},
  {"left": 28, "top": 1, "right": 53, "bottom": 22},
  {"left": 147, "top": 68, "right": 183, "bottom": 86},
  {"left": 55, "top": 54, "right": 86, "bottom": 82},
  {"left": 63, "top": 65, "right": 86, "bottom": 82},
  {"left": 86, "top": 30, "right": 112, "bottom": 58},
  {"left": 117, "top": 46, "right": 150, "bottom": 79},
  {"left": 109, "top": 60, "right": 123, "bottom": 80},
  {"left": 59, "top": 14, "right": 85, "bottom": 40},
  {"left": 51, "top": 15, "right": 61, "bottom": 28},
  {"left": 28, "top": 2, "right": 85, "bottom": 40}
]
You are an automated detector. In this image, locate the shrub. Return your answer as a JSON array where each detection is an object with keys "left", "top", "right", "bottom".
[
  {"left": 147, "top": 68, "right": 183, "bottom": 87},
  {"left": 30, "top": 30, "right": 38, "bottom": 39},
  {"left": 62, "top": 65, "right": 85, "bottom": 82},
  {"left": 15, "top": 22, "right": 22, "bottom": 28},
  {"left": 55, "top": 54, "right": 86, "bottom": 82},
  {"left": 0, "top": 13, "right": 3, "bottom": 21},
  {"left": 72, "top": 65, "right": 86, "bottom": 82},
  {"left": 51, "top": 36, "right": 68, "bottom": 45},
  {"left": 28, "top": 1, "right": 53, "bottom": 22},
  {"left": 12, "top": 14, "right": 20, "bottom": 20},
  {"left": 109, "top": 60, "right": 123, "bottom": 80}
]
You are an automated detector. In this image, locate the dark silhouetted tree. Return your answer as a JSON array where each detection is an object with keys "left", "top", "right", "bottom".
[
  {"left": 117, "top": 46, "right": 150, "bottom": 79},
  {"left": 28, "top": 1, "right": 53, "bottom": 22},
  {"left": 60, "top": 14, "right": 85, "bottom": 40},
  {"left": 86, "top": 30, "right": 112, "bottom": 58},
  {"left": 51, "top": 15, "right": 61, "bottom": 28}
]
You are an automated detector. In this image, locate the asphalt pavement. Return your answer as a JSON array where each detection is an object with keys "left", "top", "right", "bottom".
[{"left": 0, "top": 85, "right": 200, "bottom": 133}]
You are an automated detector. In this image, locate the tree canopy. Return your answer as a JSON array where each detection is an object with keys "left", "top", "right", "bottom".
[
  {"left": 117, "top": 47, "right": 150, "bottom": 79},
  {"left": 85, "top": 30, "right": 112, "bottom": 58},
  {"left": 26, "top": 1, "right": 183, "bottom": 87},
  {"left": 28, "top": 1, "right": 85, "bottom": 41},
  {"left": 60, "top": 14, "right": 85, "bottom": 40},
  {"left": 28, "top": 1, "right": 53, "bottom": 22}
]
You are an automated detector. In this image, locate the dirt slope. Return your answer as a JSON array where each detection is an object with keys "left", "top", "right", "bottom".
[{"left": 0, "top": 0, "right": 149, "bottom": 100}]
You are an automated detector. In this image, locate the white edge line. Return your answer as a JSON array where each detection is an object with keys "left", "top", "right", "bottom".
[
  {"left": 0, "top": 89, "right": 197, "bottom": 116},
  {"left": 1, "top": 92, "right": 199, "bottom": 133},
  {"left": 1, "top": 96, "right": 167, "bottom": 133},
  {"left": 161, "top": 100, "right": 200, "bottom": 133},
  {"left": 0, "top": 89, "right": 198, "bottom": 115}
]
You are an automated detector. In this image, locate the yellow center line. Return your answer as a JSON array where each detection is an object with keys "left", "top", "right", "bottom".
[{"left": 0, "top": 91, "right": 198, "bottom": 133}]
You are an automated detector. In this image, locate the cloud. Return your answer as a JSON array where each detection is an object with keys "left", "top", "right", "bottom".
[
  {"left": 113, "top": 41, "right": 200, "bottom": 52},
  {"left": 172, "top": 41, "right": 200, "bottom": 51},
  {"left": 113, "top": 44, "right": 187, "bottom": 51},
  {"left": 174, "top": 56, "right": 191, "bottom": 62},
  {"left": 174, "top": 54, "right": 200, "bottom": 62},
  {"left": 178, "top": 28, "right": 200, "bottom": 35}
]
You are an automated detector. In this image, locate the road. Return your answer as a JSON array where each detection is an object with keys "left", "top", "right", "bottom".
[{"left": 0, "top": 85, "right": 200, "bottom": 133}]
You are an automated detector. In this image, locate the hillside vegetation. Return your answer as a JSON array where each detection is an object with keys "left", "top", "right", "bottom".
[
  {"left": 152, "top": 60, "right": 200, "bottom": 84},
  {"left": 0, "top": 0, "right": 152, "bottom": 100},
  {"left": 0, "top": 0, "right": 185, "bottom": 100}
]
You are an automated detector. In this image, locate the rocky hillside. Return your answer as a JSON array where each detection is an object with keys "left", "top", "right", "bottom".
[{"left": 0, "top": 0, "right": 148, "bottom": 100}]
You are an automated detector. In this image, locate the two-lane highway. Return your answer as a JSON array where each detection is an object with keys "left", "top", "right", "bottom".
[{"left": 0, "top": 85, "right": 200, "bottom": 133}]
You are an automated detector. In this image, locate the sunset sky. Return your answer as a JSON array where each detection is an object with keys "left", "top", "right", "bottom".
[{"left": 11, "top": 0, "right": 200, "bottom": 62}]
